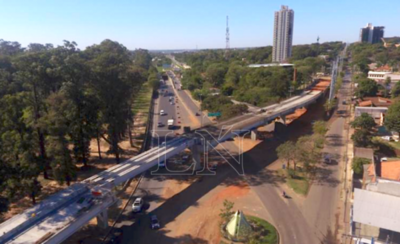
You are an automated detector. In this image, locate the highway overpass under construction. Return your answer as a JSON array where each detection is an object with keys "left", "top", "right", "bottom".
[{"left": 0, "top": 89, "right": 325, "bottom": 244}]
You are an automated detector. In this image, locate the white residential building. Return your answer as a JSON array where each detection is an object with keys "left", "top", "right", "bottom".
[{"left": 272, "top": 6, "right": 294, "bottom": 63}]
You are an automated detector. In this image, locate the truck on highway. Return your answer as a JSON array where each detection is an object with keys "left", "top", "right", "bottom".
[{"left": 168, "top": 119, "right": 174, "bottom": 129}]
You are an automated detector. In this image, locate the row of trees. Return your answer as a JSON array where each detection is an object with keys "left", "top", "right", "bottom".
[
  {"left": 182, "top": 58, "right": 324, "bottom": 108},
  {"left": 0, "top": 39, "right": 152, "bottom": 211},
  {"left": 174, "top": 42, "right": 343, "bottom": 72},
  {"left": 276, "top": 121, "right": 328, "bottom": 176},
  {"left": 349, "top": 42, "right": 400, "bottom": 74},
  {"left": 353, "top": 73, "right": 400, "bottom": 100},
  {"left": 175, "top": 42, "right": 343, "bottom": 114},
  {"left": 351, "top": 113, "right": 377, "bottom": 147},
  {"left": 201, "top": 95, "right": 248, "bottom": 120}
]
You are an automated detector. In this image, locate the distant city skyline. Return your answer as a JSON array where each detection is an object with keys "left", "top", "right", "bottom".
[{"left": 0, "top": 0, "right": 399, "bottom": 50}]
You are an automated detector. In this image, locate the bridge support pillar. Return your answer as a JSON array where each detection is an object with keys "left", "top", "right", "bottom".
[
  {"left": 97, "top": 209, "right": 109, "bottom": 229},
  {"left": 277, "top": 116, "right": 286, "bottom": 125},
  {"left": 190, "top": 145, "right": 203, "bottom": 171},
  {"left": 251, "top": 130, "right": 258, "bottom": 141}
]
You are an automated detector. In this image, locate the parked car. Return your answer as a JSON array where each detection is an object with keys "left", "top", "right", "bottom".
[
  {"left": 150, "top": 215, "right": 160, "bottom": 229},
  {"left": 323, "top": 155, "right": 331, "bottom": 164},
  {"left": 172, "top": 159, "right": 184, "bottom": 164},
  {"left": 157, "top": 122, "right": 164, "bottom": 127},
  {"left": 210, "top": 164, "right": 217, "bottom": 171},
  {"left": 381, "top": 136, "right": 392, "bottom": 141},
  {"left": 158, "top": 161, "right": 166, "bottom": 167},
  {"left": 132, "top": 198, "right": 144, "bottom": 212}
]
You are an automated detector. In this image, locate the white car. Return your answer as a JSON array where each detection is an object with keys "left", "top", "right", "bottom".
[
  {"left": 132, "top": 197, "right": 144, "bottom": 212},
  {"left": 160, "top": 110, "right": 166, "bottom": 116},
  {"left": 381, "top": 136, "right": 392, "bottom": 141}
]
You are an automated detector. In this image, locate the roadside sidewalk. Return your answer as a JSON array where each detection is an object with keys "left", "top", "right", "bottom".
[{"left": 338, "top": 94, "right": 355, "bottom": 244}]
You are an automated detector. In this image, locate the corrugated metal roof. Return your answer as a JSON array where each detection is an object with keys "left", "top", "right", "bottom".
[{"left": 354, "top": 188, "right": 400, "bottom": 232}]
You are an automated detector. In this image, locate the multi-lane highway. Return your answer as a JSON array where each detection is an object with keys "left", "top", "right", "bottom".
[
  {"left": 123, "top": 71, "right": 209, "bottom": 243},
  {"left": 151, "top": 77, "right": 178, "bottom": 145},
  {"left": 167, "top": 71, "right": 212, "bottom": 128}
]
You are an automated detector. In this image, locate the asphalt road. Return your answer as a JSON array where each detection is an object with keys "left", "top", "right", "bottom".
[
  {"left": 167, "top": 71, "right": 212, "bottom": 127},
  {"left": 237, "top": 74, "right": 352, "bottom": 244},
  {"left": 303, "top": 72, "right": 352, "bottom": 243},
  {"left": 119, "top": 72, "right": 206, "bottom": 244},
  {"left": 151, "top": 77, "right": 179, "bottom": 146}
]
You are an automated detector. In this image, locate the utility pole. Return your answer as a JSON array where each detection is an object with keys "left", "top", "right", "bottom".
[{"left": 225, "top": 15, "right": 230, "bottom": 59}]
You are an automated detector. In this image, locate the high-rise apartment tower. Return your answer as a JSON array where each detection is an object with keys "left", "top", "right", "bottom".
[{"left": 272, "top": 5, "right": 294, "bottom": 63}]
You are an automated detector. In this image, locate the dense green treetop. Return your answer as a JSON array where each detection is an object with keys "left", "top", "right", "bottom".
[
  {"left": 385, "top": 100, "right": 400, "bottom": 136},
  {"left": 0, "top": 39, "right": 151, "bottom": 213}
]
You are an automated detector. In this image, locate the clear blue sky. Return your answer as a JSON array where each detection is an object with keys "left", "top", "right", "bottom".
[{"left": 0, "top": 0, "right": 399, "bottom": 50}]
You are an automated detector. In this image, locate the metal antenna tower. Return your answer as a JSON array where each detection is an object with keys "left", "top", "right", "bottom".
[{"left": 225, "top": 16, "right": 230, "bottom": 59}]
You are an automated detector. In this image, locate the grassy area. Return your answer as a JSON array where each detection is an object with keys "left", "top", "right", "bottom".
[
  {"left": 173, "top": 62, "right": 184, "bottom": 70},
  {"left": 279, "top": 169, "right": 310, "bottom": 195},
  {"left": 132, "top": 82, "right": 153, "bottom": 121},
  {"left": 372, "top": 137, "right": 400, "bottom": 157},
  {"left": 247, "top": 216, "right": 278, "bottom": 244},
  {"left": 389, "top": 141, "right": 400, "bottom": 151},
  {"left": 156, "top": 66, "right": 164, "bottom": 73}
]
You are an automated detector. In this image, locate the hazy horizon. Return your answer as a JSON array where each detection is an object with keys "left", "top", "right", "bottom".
[{"left": 1, "top": 0, "right": 399, "bottom": 50}]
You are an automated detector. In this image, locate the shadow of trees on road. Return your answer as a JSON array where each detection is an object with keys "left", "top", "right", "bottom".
[
  {"left": 325, "top": 134, "right": 344, "bottom": 147},
  {"left": 312, "top": 166, "right": 341, "bottom": 187}
]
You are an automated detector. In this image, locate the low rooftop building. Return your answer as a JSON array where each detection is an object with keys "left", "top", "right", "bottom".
[
  {"left": 358, "top": 97, "right": 392, "bottom": 108},
  {"left": 381, "top": 37, "right": 400, "bottom": 48},
  {"left": 368, "top": 71, "right": 400, "bottom": 84},
  {"left": 380, "top": 160, "right": 400, "bottom": 181},
  {"left": 355, "top": 107, "right": 387, "bottom": 125},
  {"left": 353, "top": 179, "right": 400, "bottom": 243},
  {"left": 358, "top": 100, "right": 373, "bottom": 107},
  {"left": 374, "top": 64, "right": 392, "bottom": 72}
]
